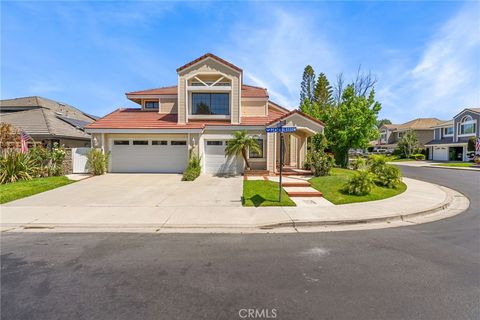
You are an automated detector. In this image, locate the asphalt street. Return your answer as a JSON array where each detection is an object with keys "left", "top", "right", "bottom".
[{"left": 1, "top": 167, "right": 479, "bottom": 320}]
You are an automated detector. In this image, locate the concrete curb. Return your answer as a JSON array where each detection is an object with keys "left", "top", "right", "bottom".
[
  {"left": 425, "top": 165, "right": 480, "bottom": 172},
  {"left": 259, "top": 185, "right": 456, "bottom": 229}
]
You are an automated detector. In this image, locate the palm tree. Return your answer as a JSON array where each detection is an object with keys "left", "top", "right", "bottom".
[{"left": 225, "top": 130, "right": 261, "bottom": 170}]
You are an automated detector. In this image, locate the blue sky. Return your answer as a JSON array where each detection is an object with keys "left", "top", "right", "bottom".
[{"left": 2, "top": 1, "right": 479, "bottom": 123}]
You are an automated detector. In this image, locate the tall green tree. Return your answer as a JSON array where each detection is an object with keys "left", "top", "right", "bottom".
[
  {"left": 299, "top": 65, "right": 316, "bottom": 115},
  {"left": 324, "top": 85, "right": 381, "bottom": 167},
  {"left": 377, "top": 118, "right": 392, "bottom": 128},
  {"left": 397, "top": 130, "right": 419, "bottom": 158},
  {"left": 312, "top": 72, "right": 333, "bottom": 120}
]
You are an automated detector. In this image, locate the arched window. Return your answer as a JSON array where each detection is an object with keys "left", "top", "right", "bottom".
[{"left": 459, "top": 115, "right": 476, "bottom": 135}]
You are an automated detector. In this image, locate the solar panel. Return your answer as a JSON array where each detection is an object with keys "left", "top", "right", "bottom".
[{"left": 57, "top": 116, "right": 92, "bottom": 130}]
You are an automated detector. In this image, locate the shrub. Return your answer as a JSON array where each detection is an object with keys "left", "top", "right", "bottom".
[
  {"left": 28, "top": 144, "right": 66, "bottom": 176},
  {"left": 375, "top": 164, "right": 402, "bottom": 188},
  {"left": 86, "top": 148, "right": 109, "bottom": 175},
  {"left": 342, "top": 170, "right": 375, "bottom": 196},
  {"left": 368, "top": 154, "right": 388, "bottom": 175},
  {"left": 49, "top": 144, "right": 66, "bottom": 176},
  {"left": 0, "top": 150, "right": 37, "bottom": 184},
  {"left": 410, "top": 153, "right": 425, "bottom": 161},
  {"left": 306, "top": 150, "right": 334, "bottom": 177},
  {"left": 182, "top": 154, "right": 201, "bottom": 181},
  {"left": 28, "top": 146, "right": 51, "bottom": 177},
  {"left": 351, "top": 157, "right": 367, "bottom": 170},
  {"left": 468, "top": 137, "right": 476, "bottom": 152}
]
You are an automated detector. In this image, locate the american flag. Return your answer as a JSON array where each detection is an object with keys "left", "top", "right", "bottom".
[
  {"left": 476, "top": 137, "right": 480, "bottom": 153},
  {"left": 20, "top": 131, "right": 30, "bottom": 153}
]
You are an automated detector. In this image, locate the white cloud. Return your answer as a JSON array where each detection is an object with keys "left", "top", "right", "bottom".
[
  {"left": 378, "top": 4, "right": 480, "bottom": 122},
  {"left": 216, "top": 5, "right": 342, "bottom": 109}
]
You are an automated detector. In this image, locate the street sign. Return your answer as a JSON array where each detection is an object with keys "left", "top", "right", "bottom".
[
  {"left": 265, "top": 127, "right": 297, "bottom": 133},
  {"left": 265, "top": 124, "right": 297, "bottom": 202}
]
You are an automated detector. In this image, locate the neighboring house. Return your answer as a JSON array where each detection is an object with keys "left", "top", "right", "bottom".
[
  {"left": 425, "top": 108, "right": 480, "bottom": 161},
  {"left": 376, "top": 118, "right": 443, "bottom": 155},
  {"left": 0, "top": 96, "right": 96, "bottom": 148},
  {"left": 85, "top": 53, "right": 325, "bottom": 174}
]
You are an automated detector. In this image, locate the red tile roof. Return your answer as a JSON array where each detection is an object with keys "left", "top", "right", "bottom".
[
  {"left": 126, "top": 84, "right": 268, "bottom": 98},
  {"left": 176, "top": 53, "right": 242, "bottom": 73},
  {"left": 266, "top": 109, "right": 325, "bottom": 126},
  {"left": 86, "top": 107, "right": 289, "bottom": 130}
]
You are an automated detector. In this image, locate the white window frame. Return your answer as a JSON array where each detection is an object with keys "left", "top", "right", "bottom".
[
  {"left": 443, "top": 126, "right": 454, "bottom": 137},
  {"left": 458, "top": 116, "right": 477, "bottom": 137}
]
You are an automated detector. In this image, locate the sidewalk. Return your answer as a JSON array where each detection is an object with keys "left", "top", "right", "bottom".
[
  {"left": 0, "top": 178, "right": 468, "bottom": 233},
  {"left": 389, "top": 160, "right": 480, "bottom": 171}
]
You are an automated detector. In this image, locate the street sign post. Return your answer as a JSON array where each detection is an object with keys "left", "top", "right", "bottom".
[{"left": 265, "top": 124, "right": 297, "bottom": 202}]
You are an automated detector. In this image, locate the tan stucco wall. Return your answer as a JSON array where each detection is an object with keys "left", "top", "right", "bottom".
[
  {"left": 290, "top": 135, "right": 298, "bottom": 166},
  {"left": 415, "top": 130, "right": 435, "bottom": 147},
  {"left": 283, "top": 114, "right": 324, "bottom": 133},
  {"left": 177, "top": 58, "right": 241, "bottom": 124},
  {"left": 160, "top": 97, "right": 178, "bottom": 114},
  {"left": 241, "top": 100, "right": 267, "bottom": 117},
  {"left": 266, "top": 133, "right": 275, "bottom": 172}
]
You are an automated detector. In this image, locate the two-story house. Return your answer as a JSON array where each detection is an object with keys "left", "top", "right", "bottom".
[
  {"left": 425, "top": 108, "right": 480, "bottom": 161},
  {"left": 375, "top": 118, "right": 443, "bottom": 155},
  {"left": 85, "top": 53, "right": 324, "bottom": 174}
]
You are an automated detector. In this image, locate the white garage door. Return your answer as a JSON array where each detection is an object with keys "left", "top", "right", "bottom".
[
  {"left": 204, "top": 140, "right": 243, "bottom": 175},
  {"left": 432, "top": 146, "right": 448, "bottom": 161},
  {"left": 111, "top": 139, "right": 188, "bottom": 173}
]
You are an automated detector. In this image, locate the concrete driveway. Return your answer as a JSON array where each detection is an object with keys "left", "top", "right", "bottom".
[{"left": 3, "top": 174, "right": 244, "bottom": 208}]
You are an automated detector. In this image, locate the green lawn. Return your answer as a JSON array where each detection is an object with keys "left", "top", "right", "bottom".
[
  {"left": 309, "top": 168, "right": 407, "bottom": 205},
  {"left": 0, "top": 176, "right": 74, "bottom": 204},
  {"left": 243, "top": 180, "right": 296, "bottom": 207},
  {"left": 437, "top": 162, "right": 476, "bottom": 167}
]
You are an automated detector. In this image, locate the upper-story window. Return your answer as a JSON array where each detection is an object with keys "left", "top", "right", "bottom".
[
  {"left": 459, "top": 115, "right": 476, "bottom": 135},
  {"left": 192, "top": 93, "right": 230, "bottom": 115},
  {"left": 144, "top": 101, "right": 159, "bottom": 109},
  {"left": 443, "top": 127, "right": 453, "bottom": 136}
]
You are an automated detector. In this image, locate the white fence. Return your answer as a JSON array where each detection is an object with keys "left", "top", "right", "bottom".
[{"left": 72, "top": 147, "right": 90, "bottom": 173}]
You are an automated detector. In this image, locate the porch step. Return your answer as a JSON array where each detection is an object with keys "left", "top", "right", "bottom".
[
  {"left": 283, "top": 186, "right": 323, "bottom": 198},
  {"left": 276, "top": 171, "right": 310, "bottom": 176},
  {"left": 244, "top": 170, "right": 270, "bottom": 176},
  {"left": 281, "top": 181, "right": 311, "bottom": 187},
  {"left": 286, "top": 191, "right": 323, "bottom": 197}
]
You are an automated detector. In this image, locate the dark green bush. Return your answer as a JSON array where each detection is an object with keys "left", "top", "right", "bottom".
[
  {"left": 342, "top": 170, "right": 375, "bottom": 195},
  {"left": 182, "top": 155, "right": 201, "bottom": 181}
]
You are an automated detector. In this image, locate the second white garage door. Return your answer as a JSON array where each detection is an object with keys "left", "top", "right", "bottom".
[
  {"left": 111, "top": 139, "right": 188, "bottom": 173},
  {"left": 204, "top": 140, "right": 243, "bottom": 175},
  {"left": 432, "top": 146, "right": 448, "bottom": 161}
]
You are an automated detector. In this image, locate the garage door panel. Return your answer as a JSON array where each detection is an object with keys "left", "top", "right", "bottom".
[
  {"left": 432, "top": 147, "right": 448, "bottom": 161},
  {"left": 111, "top": 141, "right": 188, "bottom": 173},
  {"left": 204, "top": 140, "right": 243, "bottom": 174}
]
